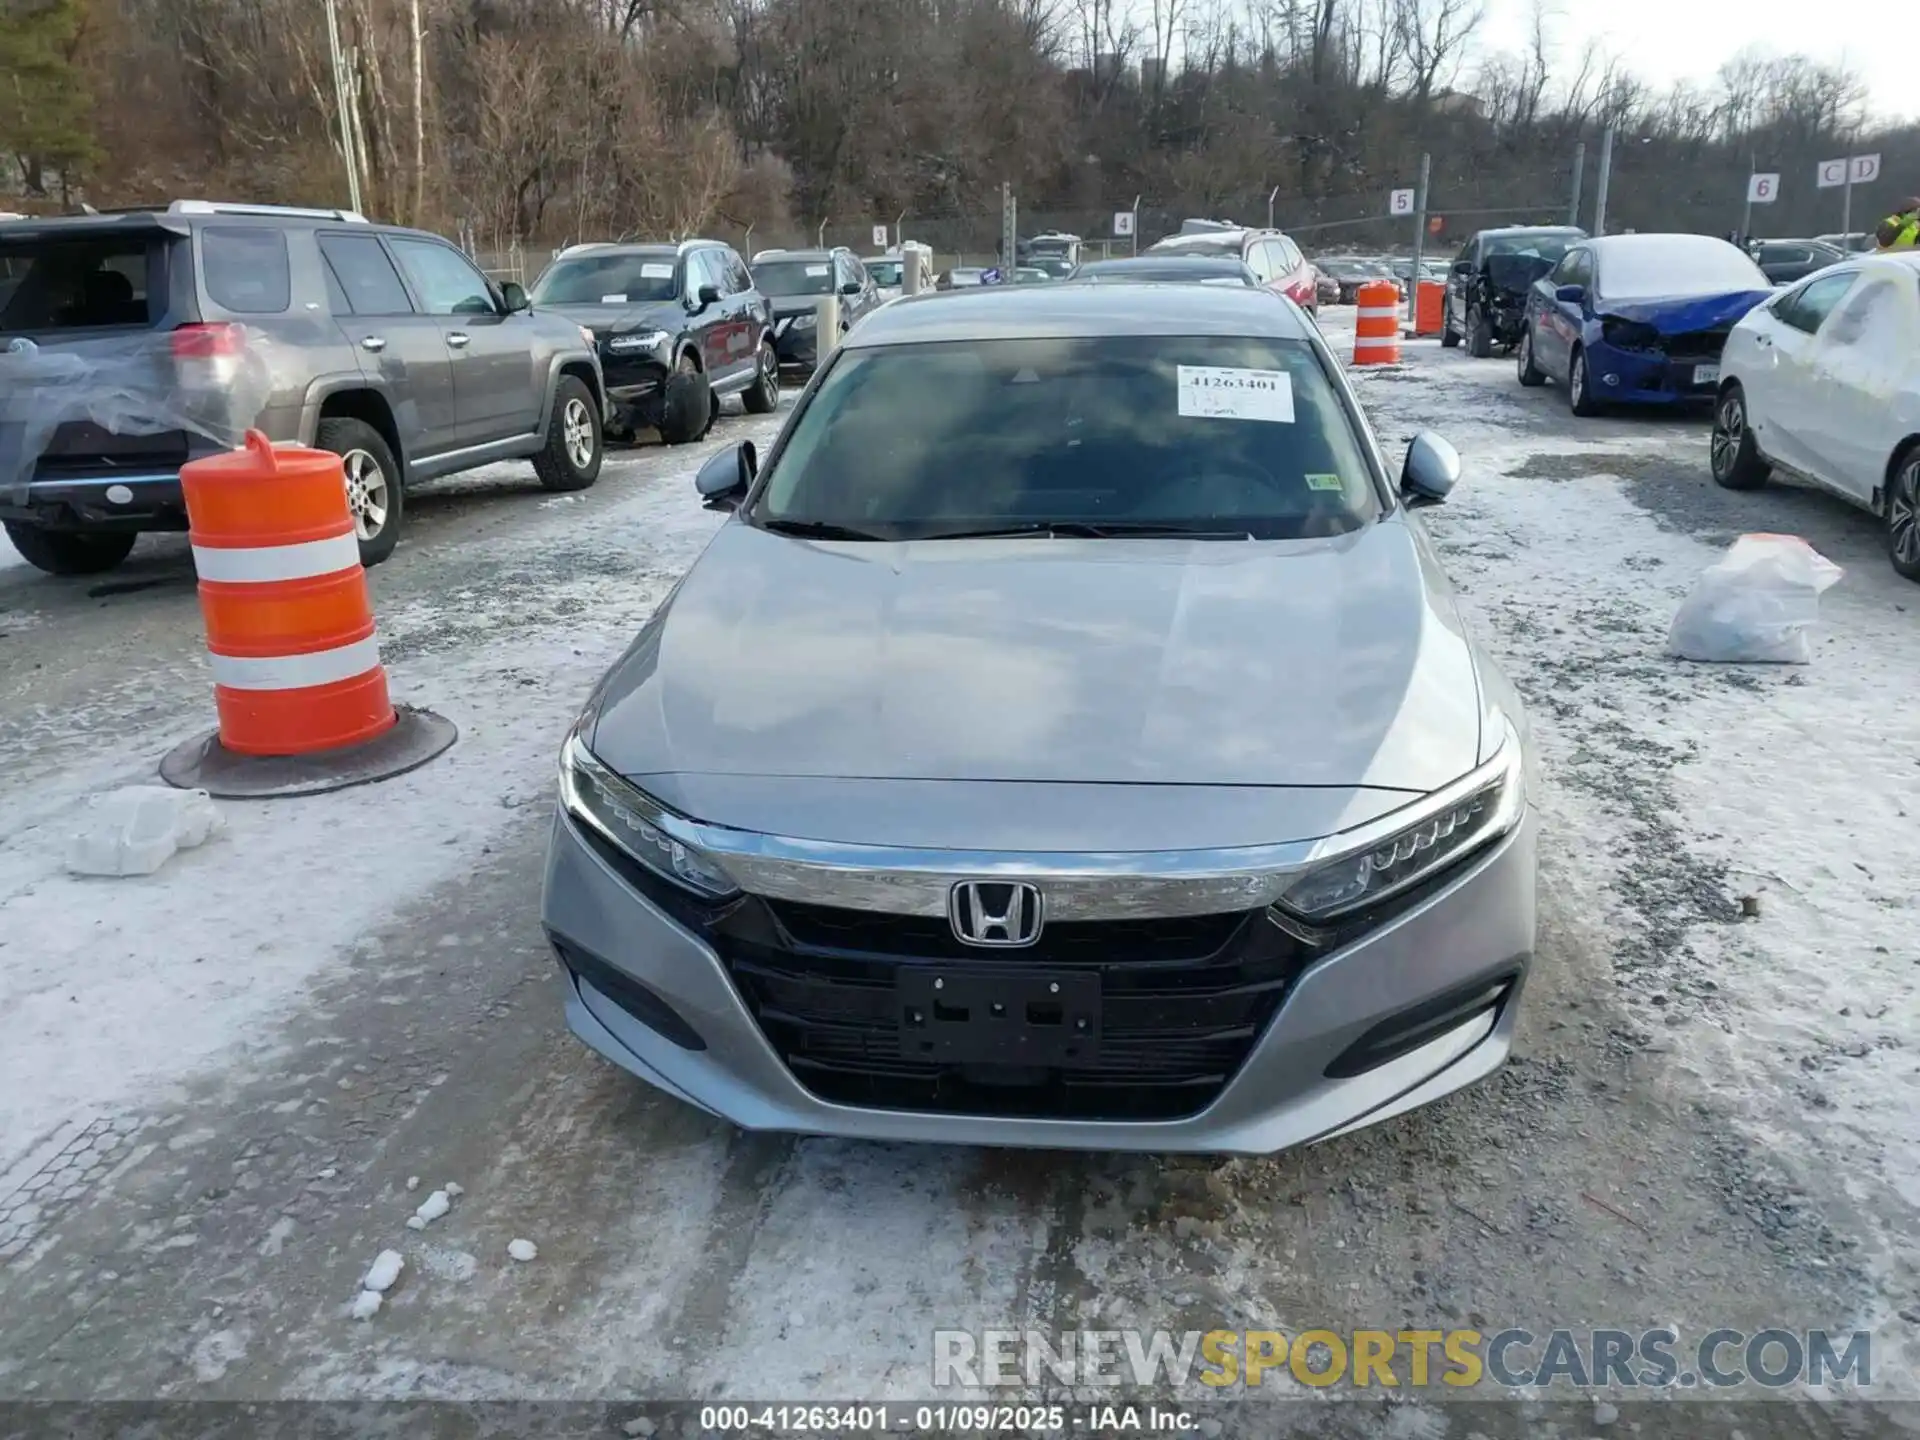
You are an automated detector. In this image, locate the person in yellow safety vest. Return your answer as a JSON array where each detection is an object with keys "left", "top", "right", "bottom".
[{"left": 1876, "top": 198, "right": 1920, "bottom": 251}]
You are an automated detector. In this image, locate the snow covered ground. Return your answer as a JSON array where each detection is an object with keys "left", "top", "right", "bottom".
[{"left": 0, "top": 329, "right": 1914, "bottom": 1416}]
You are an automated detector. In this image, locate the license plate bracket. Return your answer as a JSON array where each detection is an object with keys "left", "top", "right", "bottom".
[{"left": 898, "top": 967, "right": 1101, "bottom": 1066}]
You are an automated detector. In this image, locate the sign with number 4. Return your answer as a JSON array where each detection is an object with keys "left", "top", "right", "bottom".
[
  {"left": 1113, "top": 211, "right": 1136, "bottom": 237},
  {"left": 1389, "top": 188, "right": 1415, "bottom": 217},
  {"left": 1746, "top": 173, "right": 1778, "bottom": 204}
]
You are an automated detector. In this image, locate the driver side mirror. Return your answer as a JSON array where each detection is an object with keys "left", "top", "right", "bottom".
[
  {"left": 1401, "top": 431, "right": 1460, "bottom": 508},
  {"left": 839, "top": 280, "right": 862, "bottom": 296},
  {"left": 1451, "top": 260, "right": 1474, "bottom": 276},
  {"left": 695, "top": 440, "right": 756, "bottom": 510},
  {"left": 692, "top": 283, "right": 721, "bottom": 310},
  {"left": 499, "top": 280, "right": 530, "bottom": 313},
  {"left": 1554, "top": 283, "right": 1586, "bottom": 305}
]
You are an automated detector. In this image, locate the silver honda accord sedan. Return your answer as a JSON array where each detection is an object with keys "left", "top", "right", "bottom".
[{"left": 542, "top": 282, "right": 1537, "bottom": 1154}]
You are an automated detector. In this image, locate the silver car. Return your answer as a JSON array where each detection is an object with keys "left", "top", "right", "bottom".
[{"left": 542, "top": 284, "right": 1537, "bottom": 1154}]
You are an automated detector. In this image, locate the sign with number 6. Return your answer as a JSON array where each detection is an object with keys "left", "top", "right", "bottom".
[{"left": 1746, "top": 173, "right": 1779, "bottom": 204}]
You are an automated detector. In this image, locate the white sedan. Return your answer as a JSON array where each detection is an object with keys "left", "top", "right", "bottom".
[{"left": 1711, "top": 251, "right": 1920, "bottom": 580}]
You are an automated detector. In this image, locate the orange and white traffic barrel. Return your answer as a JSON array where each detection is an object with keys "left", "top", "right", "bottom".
[
  {"left": 1414, "top": 280, "right": 1445, "bottom": 337},
  {"left": 1353, "top": 280, "right": 1402, "bottom": 365},
  {"left": 180, "top": 431, "right": 394, "bottom": 756}
]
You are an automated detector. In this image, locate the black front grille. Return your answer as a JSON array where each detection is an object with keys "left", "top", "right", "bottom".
[
  {"left": 711, "top": 898, "right": 1312, "bottom": 1121},
  {"left": 1659, "top": 328, "right": 1732, "bottom": 363}
]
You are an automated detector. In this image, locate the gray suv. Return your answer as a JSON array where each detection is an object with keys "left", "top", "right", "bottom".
[{"left": 0, "top": 201, "right": 605, "bottom": 575}]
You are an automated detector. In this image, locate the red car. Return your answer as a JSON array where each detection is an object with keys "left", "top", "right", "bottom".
[{"left": 1145, "top": 224, "right": 1320, "bottom": 314}]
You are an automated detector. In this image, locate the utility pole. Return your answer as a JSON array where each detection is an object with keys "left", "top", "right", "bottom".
[
  {"left": 1130, "top": 194, "right": 1141, "bottom": 255},
  {"left": 1408, "top": 152, "right": 1431, "bottom": 330},
  {"left": 817, "top": 217, "right": 829, "bottom": 247},
  {"left": 1567, "top": 142, "right": 1585, "bottom": 228},
  {"left": 1740, "top": 148, "right": 1756, "bottom": 247},
  {"left": 1000, "top": 182, "right": 1017, "bottom": 276},
  {"left": 323, "top": 0, "right": 363, "bottom": 215},
  {"left": 1592, "top": 125, "right": 1615, "bottom": 237},
  {"left": 1841, "top": 136, "right": 1858, "bottom": 238},
  {"left": 894, "top": 210, "right": 906, "bottom": 248},
  {"left": 410, "top": 0, "right": 425, "bottom": 225},
  {"left": 1267, "top": 185, "right": 1280, "bottom": 230}
]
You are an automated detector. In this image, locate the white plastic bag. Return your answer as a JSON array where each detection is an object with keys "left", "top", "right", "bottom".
[
  {"left": 67, "top": 786, "right": 225, "bottom": 877},
  {"left": 1667, "top": 534, "right": 1842, "bottom": 664}
]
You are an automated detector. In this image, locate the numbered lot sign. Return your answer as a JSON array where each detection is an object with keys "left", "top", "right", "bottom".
[
  {"left": 1747, "top": 173, "right": 1778, "bottom": 204},
  {"left": 1389, "top": 188, "right": 1415, "bottom": 217}
]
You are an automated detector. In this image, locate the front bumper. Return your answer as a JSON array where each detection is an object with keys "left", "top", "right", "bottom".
[
  {"left": 600, "top": 354, "right": 672, "bottom": 433},
  {"left": 0, "top": 469, "right": 189, "bottom": 531},
  {"left": 1586, "top": 340, "right": 1724, "bottom": 405},
  {"left": 541, "top": 807, "right": 1537, "bottom": 1154},
  {"left": 770, "top": 316, "right": 820, "bottom": 367}
]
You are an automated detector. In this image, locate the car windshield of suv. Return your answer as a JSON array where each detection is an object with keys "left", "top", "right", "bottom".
[
  {"left": 531, "top": 253, "right": 678, "bottom": 305},
  {"left": 0, "top": 236, "right": 153, "bottom": 331},
  {"left": 1597, "top": 239, "right": 1769, "bottom": 300},
  {"left": 751, "top": 334, "right": 1379, "bottom": 542},
  {"left": 1482, "top": 234, "right": 1575, "bottom": 264},
  {"left": 755, "top": 260, "right": 834, "bottom": 297},
  {"left": 867, "top": 260, "right": 902, "bottom": 286}
]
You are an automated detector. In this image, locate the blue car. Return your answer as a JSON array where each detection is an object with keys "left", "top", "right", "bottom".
[{"left": 1515, "top": 234, "right": 1775, "bottom": 416}]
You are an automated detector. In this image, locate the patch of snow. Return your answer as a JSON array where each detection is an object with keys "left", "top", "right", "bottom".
[
  {"left": 189, "top": 1326, "right": 249, "bottom": 1382},
  {"left": 1594, "top": 1400, "right": 1620, "bottom": 1426},
  {"left": 420, "top": 1246, "right": 478, "bottom": 1283},
  {"left": 443, "top": 1181, "right": 463, "bottom": 1198},
  {"left": 258, "top": 1216, "right": 294, "bottom": 1257},
  {"left": 362, "top": 1249, "right": 404, "bottom": 1293},
  {"left": 410, "top": 1190, "right": 450, "bottom": 1229},
  {"left": 348, "top": 1289, "right": 382, "bottom": 1321},
  {"left": 405, "top": 1176, "right": 419, "bottom": 1191},
  {"left": 0, "top": 530, "right": 26, "bottom": 571},
  {"left": 622, "top": 1419, "right": 657, "bottom": 1438},
  {"left": 65, "top": 786, "right": 223, "bottom": 877},
  {"left": 506, "top": 1238, "right": 537, "bottom": 1263}
]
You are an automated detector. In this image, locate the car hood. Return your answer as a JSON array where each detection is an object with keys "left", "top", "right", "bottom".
[
  {"left": 769, "top": 295, "right": 832, "bottom": 318},
  {"left": 588, "top": 518, "right": 1487, "bottom": 807},
  {"left": 1594, "top": 289, "right": 1774, "bottom": 333},
  {"left": 541, "top": 299, "right": 684, "bottom": 337}
]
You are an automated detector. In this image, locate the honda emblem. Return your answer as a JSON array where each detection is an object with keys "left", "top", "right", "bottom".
[{"left": 949, "top": 881, "right": 1044, "bottom": 947}]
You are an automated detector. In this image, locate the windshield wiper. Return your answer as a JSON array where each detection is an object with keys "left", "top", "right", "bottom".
[
  {"left": 915, "top": 521, "right": 1255, "bottom": 540},
  {"left": 759, "top": 518, "right": 889, "bottom": 542}
]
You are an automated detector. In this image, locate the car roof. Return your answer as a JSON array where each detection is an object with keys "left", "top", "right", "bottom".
[
  {"left": 844, "top": 281, "right": 1309, "bottom": 348},
  {"left": 1076, "top": 255, "right": 1245, "bottom": 272},
  {"left": 758, "top": 248, "right": 835, "bottom": 261},
  {"left": 1477, "top": 225, "right": 1583, "bottom": 238}
]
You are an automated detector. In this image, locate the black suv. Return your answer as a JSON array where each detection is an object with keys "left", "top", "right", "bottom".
[
  {"left": 749, "top": 247, "right": 880, "bottom": 369},
  {"left": 0, "top": 200, "right": 606, "bottom": 574},
  {"left": 527, "top": 240, "right": 777, "bottom": 443},
  {"left": 1442, "top": 225, "right": 1585, "bottom": 356}
]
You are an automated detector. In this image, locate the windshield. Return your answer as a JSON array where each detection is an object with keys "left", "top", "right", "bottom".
[
  {"left": 755, "top": 259, "right": 835, "bottom": 297},
  {"left": 1598, "top": 239, "right": 1769, "bottom": 300},
  {"left": 1030, "top": 257, "right": 1075, "bottom": 277},
  {"left": 750, "top": 335, "right": 1379, "bottom": 541},
  {"left": 531, "top": 253, "right": 677, "bottom": 305},
  {"left": 1482, "top": 234, "right": 1575, "bottom": 264},
  {"left": 867, "top": 260, "right": 902, "bottom": 286},
  {"left": 1149, "top": 237, "right": 1240, "bottom": 259}
]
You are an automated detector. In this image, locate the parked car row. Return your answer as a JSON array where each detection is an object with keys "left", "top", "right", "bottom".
[
  {"left": 0, "top": 202, "right": 876, "bottom": 578},
  {"left": 1437, "top": 224, "right": 1919, "bottom": 584}
]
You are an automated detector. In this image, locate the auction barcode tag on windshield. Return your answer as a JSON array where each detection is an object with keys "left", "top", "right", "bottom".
[{"left": 1176, "top": 366, "right": 1295, "bottom": 423}]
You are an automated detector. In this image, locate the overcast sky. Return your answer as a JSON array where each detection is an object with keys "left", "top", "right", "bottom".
[{"left": 1476, "top": 0, "right": 1910, "bottom": 125}]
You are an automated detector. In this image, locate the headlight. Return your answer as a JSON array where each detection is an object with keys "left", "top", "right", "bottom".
[
  {"left": 558, "top": 731, "right": 739, "bottom": 898},
  {"left": 790, "top": 313, "right": 816, "bottom": 331},
  {"left": 607, "top": 329, "right": 670, "bottom": 354},
  {"left": 1275, "top": 718, "right": 1526, "bottom": 921}
]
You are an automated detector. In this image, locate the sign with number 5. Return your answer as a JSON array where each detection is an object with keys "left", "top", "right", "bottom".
[
  {"left": 1746, "top": 173, "right": 1779, "bottom": 204},
  {"left": 1388, "top": 188, "right": 1415, "bottom": 217}
]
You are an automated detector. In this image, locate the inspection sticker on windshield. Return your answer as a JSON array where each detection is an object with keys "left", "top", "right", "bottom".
[
  {"left": 599, "top": 293, "right": 627, "bottom": 304},
  {"left": 1177, "top": 366, "right": 1294, "bottom": 423},
  {"left": 1304, "top": 472, "right": 1344, "bottom": 491},
  {"left": 640, "top": 263, "right": 673, "bottom": 279}
]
